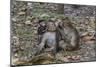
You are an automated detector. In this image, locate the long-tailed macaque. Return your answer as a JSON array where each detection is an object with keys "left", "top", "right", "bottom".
[
  {"left": 56, "top": 18, "right": 79, "bottom": 51},
  {"left": 36, "top": 21, "right": 58, "bottom": 55}
]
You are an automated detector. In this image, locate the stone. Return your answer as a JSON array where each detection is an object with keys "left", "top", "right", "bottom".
[
  {"left": 25, "top": 20, "right": 32, "bottom": 25},
  {"left": 18, "top": 12, "right": 26, "bottom": 15}
]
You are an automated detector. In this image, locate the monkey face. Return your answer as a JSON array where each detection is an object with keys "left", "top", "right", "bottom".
[
  {"left": 47, "top": 22, "right": 56, "bottom": 31},
  {"left": 64, "top": 21, "right": 73, "bottom": 29}
]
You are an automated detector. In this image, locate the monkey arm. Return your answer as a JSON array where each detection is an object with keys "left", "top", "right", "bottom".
[
  {"left": 57, "top": 28, "right": 70, "bottom": 44},
  {"left": 37, "top": 34, "right": 47, "bottom": 54}
]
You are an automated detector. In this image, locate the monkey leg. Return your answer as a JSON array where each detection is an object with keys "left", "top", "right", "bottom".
[
  {"left": 48, "top": 44, "right": 57, "bottom": 55},
  {"left": 59, "top": 40, "right": 78, "bottom": 51},
  {"left": 35, "top": 43, "right": 45, "bottom": 55},
  {"left": 36, "top": 33, "right": 48, "bottom": 55},
  {"left": 66, "top": 42, "right": 79, "bottom": 51}
]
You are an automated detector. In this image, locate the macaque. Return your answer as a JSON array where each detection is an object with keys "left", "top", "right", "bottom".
[
  {"left": 57, "top": 18, "right": 79, "bottom": 51},
  {"left": 38, "top": 20, "right": 47, "bottom": 44},
  {"left": 36, "top": 21, "right": 58, "bottom": 55}
]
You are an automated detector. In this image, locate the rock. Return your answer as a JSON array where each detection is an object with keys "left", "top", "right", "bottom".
[
  {"left": 28, "top": 53, "right": 54, "bottom": 64},
  {"left": 41, "top": 60, "right": 53, "bottom": 64},
  {"left": 14, "top": 53, "right": 18, "bottom": 57},
  {"left": 40, "top": 14, "right": 50, "bottom": 17},
  {"left": 27, "top": 3, "right": 32, "bottom": 6},
  {"left": 34, "top": 30, "right": 37, "bottom": 34},
  {"left": 85, "top": 40, "right": 95, "bottom": 45},
  {"left": 56, "top": 53, "right": 69, "bottom": 62},
  {"left": 82, "top": 36, "right": 93, "bottom": 42},
  {"left": 19, "top": 7, "right": 26, "bottom": 11},
  {"left": 60, "top": 57, "right": 69, "bottom": 62},
  {"left": 33, "top": 27, "right": 37, "bottom": 30},
  {"left": 18, "top": 12, "right": 26, "bottom": 15},
  {"left": 12, "top": 36, "right": 18, "bottom": 39},
  {"left": 71, "top": 55, "right": 81, "bottom": 60},
  {"left": 12, "top": 58, "right": 19, "bottom": 65},
  {"left": 51, "top": 18, "right": 56, "bottom": 21},
  {"left": 25, "top": 20, "right": 32, "bottom": 25},
  {"left": 12, "top": 17, "right": 17, "bottom": 22},
  {"left": 16, "top": 24, "right": 22, "bottom": 27},
  {"left": 33, "top": 18, "right": 39, "bottom": 23},
  {"left": 81, "top": 32, "right": 89, "bottom": 37}
]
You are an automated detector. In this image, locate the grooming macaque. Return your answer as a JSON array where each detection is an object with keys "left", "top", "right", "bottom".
[
  {"left": 36, "top": 21, "right": 58, "bottom": 55},
  {"left": 57, "top": 18, "right": 79, "bottom": 50},
  {"left": 38, "top": 20, "right": 47, "bottom": 44}
]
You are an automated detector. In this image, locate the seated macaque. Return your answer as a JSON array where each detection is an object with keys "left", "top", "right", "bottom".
[
  {"left": 57, "top": 18, "right": 79, "bottom": 51},
  {"left": 36, "top": 21, "right": 58, "bottom": 55},
  {"left": 38, "top": 20, "right": 47, "bottom": 44}
]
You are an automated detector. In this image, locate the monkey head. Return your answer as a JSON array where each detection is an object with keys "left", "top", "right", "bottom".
[
  {"left": 47, "top": 21, "right": 56, "bottom": 32},
  {"left": 63, "top": 19, "right": 74, "bottom": 29},
  {"left": 57, "top": 18, "right": 73, "bottom": 29}
]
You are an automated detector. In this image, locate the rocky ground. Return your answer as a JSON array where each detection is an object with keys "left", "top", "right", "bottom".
[{"left": 11, "top": 0, "right": 96, "bottom": 66}]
